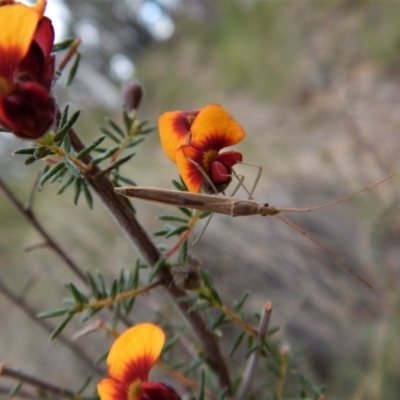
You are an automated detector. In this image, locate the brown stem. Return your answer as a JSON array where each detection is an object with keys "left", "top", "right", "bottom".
[
  {"left": 0, "top": 364, "right": 78, "bottom": 399},
  {"left": 77, "top": 280, "right": 163, "bottom": 311},
  {"left": 0, "top": 386, "right": 36, "bottom": 399},
  {"left": 236, "top": 302, "right": 273, "bottom": 399},
  {"left": 0, "top": 175, "right": 87, "bottom": 284},
  {"left": 0, "top": 280, "right": 104, "bottom": 377},
  {"left": 68, "top": 128, "right": 232, "bottom": 392},
  {"left": 57, "top": 38, "right": 81, "bottom": 73},
  {"left": 0, "top": 175, "right": 134, "bottom": 329}
]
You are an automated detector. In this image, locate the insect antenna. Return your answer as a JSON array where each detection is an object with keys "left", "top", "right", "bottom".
[{"left": 277, "top": 172, "right": 396, "bottom": 214}]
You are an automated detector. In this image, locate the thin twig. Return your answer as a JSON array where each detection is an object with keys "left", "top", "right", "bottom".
[
  {"left": 0, "top": 385, "right": 37, "bottom": 399},
  {"left": 0, "top": 175, "right": 133, "bottom": 328},
  {"left": 0, "top": 175, "right": 87, "bottom": 284},
  {"left": 74, "top": 280, "right": 163, "bottom": 312},
  {"left": 235, "top": 302, "right": 273, "bottom": 399},
  {"left": 57, "top": 38, "right": 81, "bottom": 73},
  {"left": 26, "top": 172, "right": 41, "bottom": 210},
  {"left": 0, "top": 280, "right": 105, "bottom": 377},
  {"left": 0, "top": 363, "right": 87, "bottom": 399},
  {"left": 67, "top": 127, "right": 232, "bottom": 392},
  {"left": 216, "top": 304, "right": 258, "bottom": 337}
]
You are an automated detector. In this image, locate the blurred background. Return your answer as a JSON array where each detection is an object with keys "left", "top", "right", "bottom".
[{"left": 1, "top": 0, "right": 400, "bottom": 399}]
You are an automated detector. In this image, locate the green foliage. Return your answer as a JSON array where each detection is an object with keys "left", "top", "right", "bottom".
[
  {"left": 296, "top": 373, "right": 326, "bottom": 400},
  {"left": 7, "top": 86, "right": 332, "bottom": 400},
  {"left": 52, "top": 38, "right": 76, "bottom": 52},
  {"left": 66, "top": 52, "right": 81, "bottom": 86},
  {"left": 8, "top": 382, "right": 23, "bottom": 399}
]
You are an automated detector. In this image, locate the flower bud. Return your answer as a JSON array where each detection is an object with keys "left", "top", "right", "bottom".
[{"left": 123, "top": 80, "right": 144, "bottom": 111}]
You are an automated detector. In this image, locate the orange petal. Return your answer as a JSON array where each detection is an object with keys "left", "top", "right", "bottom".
[
  {"left": 0, "top": 2, "right": 43, "bottom": 92},
  {"left": 31, "top": 0, "right": 47, "bottom": 15},
  {"left": 107, "top": 323, "right": 165, "bottom": 383},
  {"left": 159, "top": 109, "right": 200, "bottom": 162},
  {"left": 175, "top": 145, "right": 208, "bottom": 193},
  {"left": 97, "top": 378, "right": 127, "bottom": 400},
  {"left": 190, "top": 104, "right": 245, "bottom": 151}
]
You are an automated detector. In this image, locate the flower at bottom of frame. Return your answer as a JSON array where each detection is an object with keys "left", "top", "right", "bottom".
[{"left": 97, "top": 323, "right": 181, "bottom": 400}]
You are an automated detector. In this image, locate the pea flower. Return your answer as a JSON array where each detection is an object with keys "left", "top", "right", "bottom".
[
  {"left": 97, "top": 323, "right": 181, "bottom": 400},
  {"left": 0, "top": 0, "right": 56, "bottom": 139},
  {"left": 159, "top": 104, "right": 245, "bottom": 193}
]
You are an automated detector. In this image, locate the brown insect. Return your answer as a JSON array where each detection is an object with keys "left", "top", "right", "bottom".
[{"left": 114, "top": 172, "right": 396, "bottom": 288}]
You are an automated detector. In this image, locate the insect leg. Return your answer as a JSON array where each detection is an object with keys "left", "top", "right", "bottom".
[{"left": 275, "top": 214, "right": 372, "bottom": 288}]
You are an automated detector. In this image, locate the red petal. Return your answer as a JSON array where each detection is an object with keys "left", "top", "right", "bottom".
[
  {"left": 0, "top": 80, "right": 55, "bottom": 139},
  {"left": 33, "top": 17, "right": 54, "bottom": 59},
  {"left": 142, "top": 382, "right": 181, "bottom": 400},
  {"left": 216, "top": 151, "right": 243, "bottom": 169},
  {"left": 210, "top": 161, "right": 231, "bottom": 184}
]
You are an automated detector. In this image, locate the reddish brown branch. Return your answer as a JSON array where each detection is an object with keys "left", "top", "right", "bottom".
[
  {"left": 68, "top": 128, "right": 232, "bottom": 392},
  {"left": 0, "top": 280, "right": 104, "bottom": 377},
  {"left": 0, "top": 175, "right": 133, "bottom": 329},
  {"left": 0, "top": 175, "right": 87, "bottom": 284},
  {"left": 0, "top": 363, "right": 76, "bottom": 398}
]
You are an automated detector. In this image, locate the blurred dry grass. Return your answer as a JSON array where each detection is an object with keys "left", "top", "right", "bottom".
[{"left": 1, "top": 1, "right": 400, "bottom": 399}]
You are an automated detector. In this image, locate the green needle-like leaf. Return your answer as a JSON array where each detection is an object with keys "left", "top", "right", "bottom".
[
  {"left": 50, "top": 313, "right": 74, "bottom": 340},
  {"left": 178, "top": 239, "right": 188, "bottom": 264},
  {"left": 82, "top": 180, "right": 93, "bottom": 209},
  {"left": 73, "top": 178, "right": 82, "bottom": 205},
  {"left": 52, "top": 38, "right": 75, "bottom": 52},
  {"left": 165, "top": 225, "right": 188, "bottom": 239},
  {"left": 24, "top": 156, "right": 37, "bottom": 165},
  {"left": 178, "top": 207, "right": 192, "bottom": 217},
  {"left": 54, "top": 109, "right": 81, "bottom": 143},
  {"left": 57, "top": 175, "right": 75, "bottom": 194},
  {"left": 66, "top": 52, "right": 80, "bottom": 86},
  {"left": 195, "top": 369, "right": 206, "bottom": 400},
  {"left": 64, "top": 156, "right": 83, "bottom": 178},
  {"left": 86, "top": 271, "right": 101, "bottom": 300},
  {"left": 229, "top": 332, "right": 246, "bottom": 356},
  {"left": 172, "top": 179, "right": 187, "bottom": 192},
  {"left": 77, "top": 376, "right": 92, "bottom": 395},
  {"left": 147, "top": 257, "right": 165, "bottom": 283},
  {"left": 68, "top": 282, "right": 88, "bottom": 305},
  {"left": 13, "top": 147, "right": 36, "bottom": 155},
  {"left": 39, "top": 161, "right": 66, "bottom": 188},
  {"left": 233, "top": 291, "right": 250, "bottom": 313},
  {"left": 107, "top": 118, "right": 125, "bottom": 138},
  {"left": 37, "top": 308, "right": 71, "bottom": 318},
  {"left": 58, "top": 104, "right": 70, "bottom": 132},
  {"left": 90, "top": 146, "right": 119, "bottom": 165},
  {"left": 77, "top": 135, "right": 106, "bottom": 159},
  {"left": 158, "top": 215, "right": 190, "bottom": 223},
  {"left": 100, "top": 127, "right": 120, "bottom": 143},
  {"left": 8, "top": 381, "right": 23, "bottom": 399}
]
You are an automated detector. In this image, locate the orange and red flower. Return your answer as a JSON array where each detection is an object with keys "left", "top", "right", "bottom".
[
  {"left": 0, "top": 0, "right": 56, "bottom": 139},
  {"left": 159, "top": 104, "right": 245, "bottom": 193},
  {"left": 97, "top": 323, "right": 181, "bottom": 400}
]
